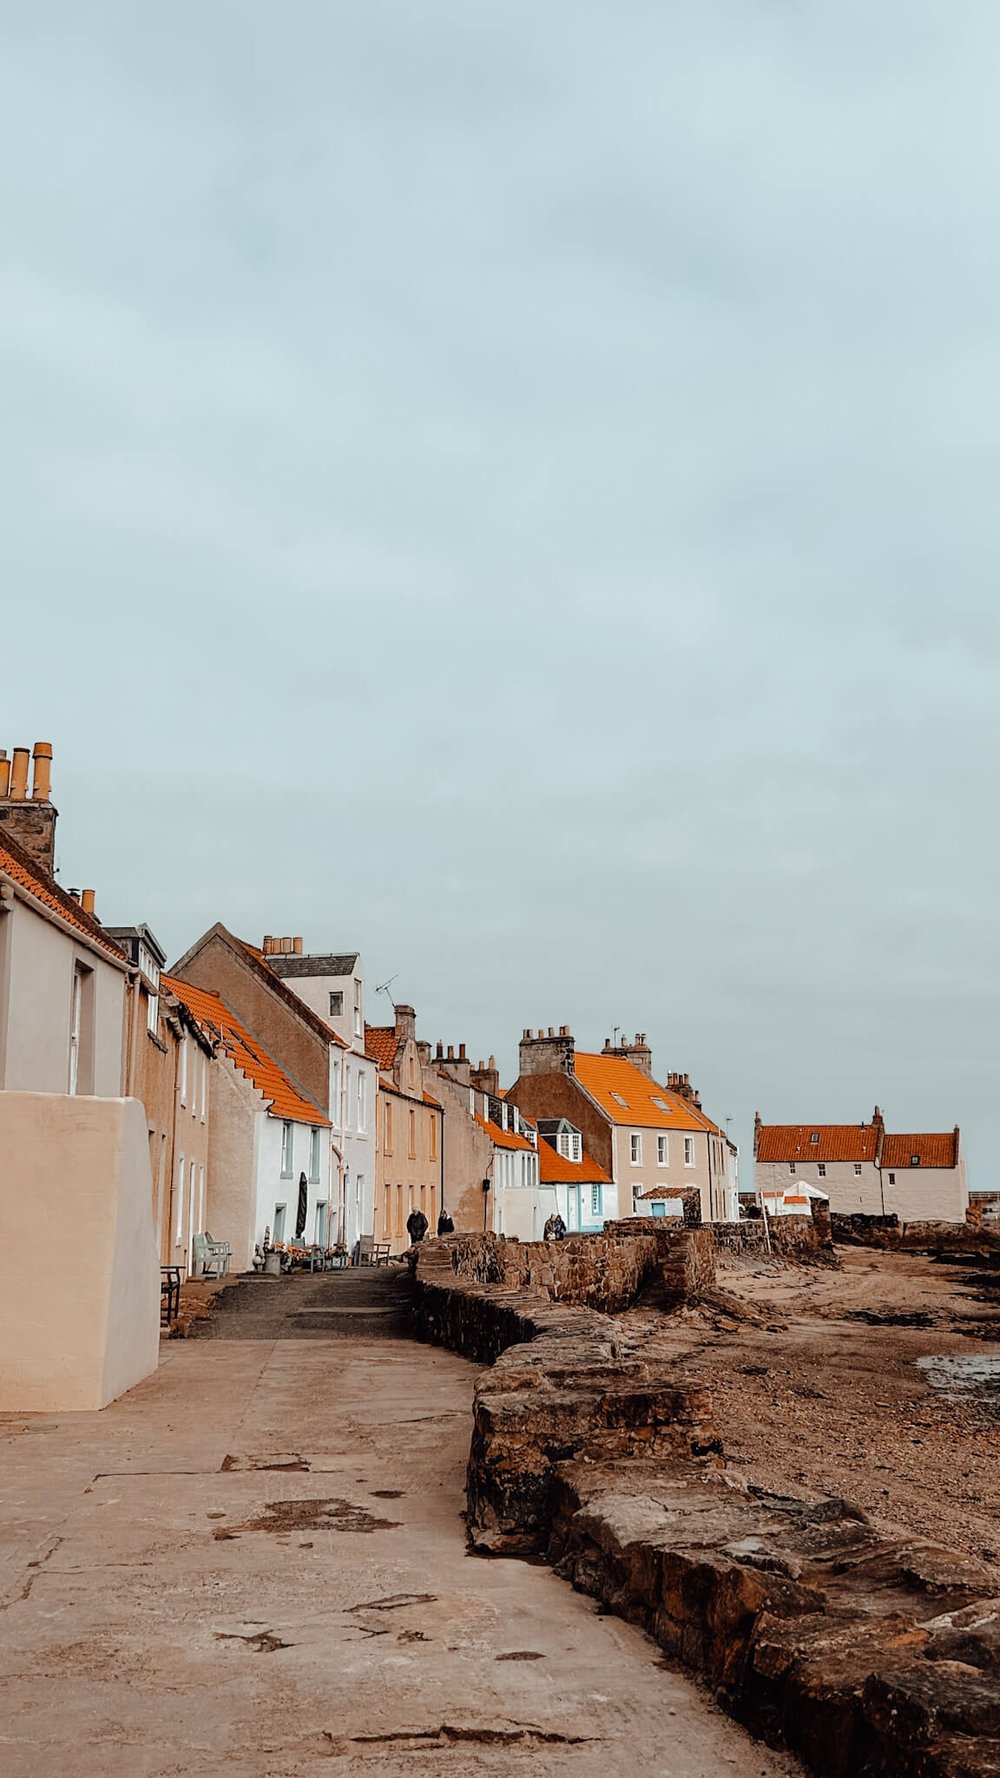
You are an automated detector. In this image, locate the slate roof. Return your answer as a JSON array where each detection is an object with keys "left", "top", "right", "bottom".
[
  {"left": 267, "top": 952, "right": 359, "bottom": 979},
  {"left": 164, "top": 976, "right": 329, "bottom": 1126},
  {"left": 0, "top": 832, "right": 126, "bottom": 964},
  {"left": 574, "top": 1053, "right": 720, "bottom": 1133}
]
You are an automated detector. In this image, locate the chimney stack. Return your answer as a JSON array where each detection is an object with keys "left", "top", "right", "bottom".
[
  {"left": 517, "top": 1025, "right": 576, "bottom": 1078},
  {"left": 394, "top": 1004, "right": 417, "bottom": 1043},
  {"left": 0, "top": 741, "right": 58, "bottom": 875}
]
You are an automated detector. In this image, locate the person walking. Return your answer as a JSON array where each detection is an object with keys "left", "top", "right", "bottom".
[
  {"left": 544, "top": 1211, "right": 567, "bottom": 1242},
  {"left": 406, "top": 1206, "right": 429, "bottom": 1245},
  {"left": 437, "top": 1209, "right": 455, "bottom": 1236}
]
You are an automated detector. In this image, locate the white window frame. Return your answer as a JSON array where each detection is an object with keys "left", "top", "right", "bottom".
[
  {"left": 657, "top": 1135, "right": 668, "bottom": 1166},
  {"left": 309, "top": 1126, "right": 321, "bottom": 1183},
  {"left": 280, "top": 1121, "right": 294, "bottom": 1178},
  {"left": 590, "top": 1183, "right": 603, "bottom": 1217},
  {"left": 683, "top": 1136, "right": 695, "bottom": 1167},
  {"left": 630, "top": 1133, "right": 642, "bottom": 1166}
]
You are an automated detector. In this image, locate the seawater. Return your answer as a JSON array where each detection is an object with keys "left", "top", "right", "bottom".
[{"left": 917, "top": 1350, "right": 1000, "bottom": 1406}]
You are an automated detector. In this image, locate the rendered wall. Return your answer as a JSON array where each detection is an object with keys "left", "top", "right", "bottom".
[
  {"left": 0, "top": 1093, "right": 159, "bottom": 1410},
  {"left": 1, "top": 898, "right": 125, "bottom": 1096}
]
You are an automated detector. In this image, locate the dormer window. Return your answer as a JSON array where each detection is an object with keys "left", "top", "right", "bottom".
[
  {"left": 910, "top": 1154, "right": 921, "bottom": 1166},
  {"left": 809, "top": 1132, "right": 820, "bottom": 1145},
  {"left": 556, "top": 1130, "right": 582, "bottom": 1163}
]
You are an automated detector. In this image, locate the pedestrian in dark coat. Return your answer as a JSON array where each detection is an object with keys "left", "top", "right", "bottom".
[{"left": 406, "top": 1208, "right": 429, "bottom": 1244}]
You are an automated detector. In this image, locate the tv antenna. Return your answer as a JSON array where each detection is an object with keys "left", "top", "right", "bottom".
[{"left": 375, "top": 974, "right": 399, "bottom": 1012}]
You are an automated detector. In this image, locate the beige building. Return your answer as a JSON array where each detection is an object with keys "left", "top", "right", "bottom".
[
  {"left": 754, "top": 1111, "right": 969, "bottom": 1223},
  {"left": 366, "top": 1007, "right": 443, "bottom": 1253},
  {"left": 508, "top": 1029, "right": 733, "bottom": 1223}
]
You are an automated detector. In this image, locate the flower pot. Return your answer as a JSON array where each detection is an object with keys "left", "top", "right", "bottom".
[{"left": 264, "top": 1251, "right": 282, "bottom": 1277}]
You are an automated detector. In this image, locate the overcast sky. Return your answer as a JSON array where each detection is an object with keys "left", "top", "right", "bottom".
[{"left": 3, "top": 4, "right": 997, "bottom": 1184}]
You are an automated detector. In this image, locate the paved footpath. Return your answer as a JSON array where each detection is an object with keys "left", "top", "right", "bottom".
[{"left": 0, "top": 1269, "right": 802, "bottom": 1778}]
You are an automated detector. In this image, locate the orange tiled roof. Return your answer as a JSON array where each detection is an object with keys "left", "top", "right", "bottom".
[
  {"left": 537, "top": 1141, "right": 611, "bottom": 1185},
  {"left": 164, "top": 976, "right": 329, "bottom": 1127},
  {"left": 882, "top": 1132, "right": 959, "bottom": 1170},
  {"left": 756, "top": 1124, "right": 879, "bottom": 1164},
  {"left": 365, "top": 1026, "right": 399, "bottom": 1071},
  {"left": 474, "top": 1113, "right": 536, "bottom": 1153},
  {"left": 0, "top": 834, "right": 127, "bottom": 964},
  {"left": 574, "top": 1053, "right": 719, "bottom": 1133}
]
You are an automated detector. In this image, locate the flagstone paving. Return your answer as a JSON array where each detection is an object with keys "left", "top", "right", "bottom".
[{"left": 0, "top": 1269, "right": 802, "bottom": 1778}]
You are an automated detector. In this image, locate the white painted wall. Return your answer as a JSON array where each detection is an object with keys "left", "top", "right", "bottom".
[
  {"left": 252, "top": 1113, "right": 333, "bottom": 1254},
  {"left": 329, "top": 1047, "right": 377, "bottom": 1249},
  {"left": 0, "top": 894, "right": 125, "bottom": 1095}
]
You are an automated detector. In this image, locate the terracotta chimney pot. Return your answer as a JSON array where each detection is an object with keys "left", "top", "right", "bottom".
[
  {"left": 31, "top": 742, "right": 53, "bottom": 802},
  {"left": 81, "top": 889, "right": 96, "bottom": 915},
  {"left": 9, "top": 748, "right": 29, "bottom": 802}
]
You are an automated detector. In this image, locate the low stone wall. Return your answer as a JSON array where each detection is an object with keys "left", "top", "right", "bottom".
[
  {"left": 411, "top": 1240, "right": 721, "bottom": 1554},
  {"left": 832, "top": 1212, "right": 1000, "bottom": 1255},
  {"left": 444, "top": 1227, "right": 667, "bottom": 1314},
  {"left": 411, "top": 1232, "right": 1000, "bottom": 1778}
]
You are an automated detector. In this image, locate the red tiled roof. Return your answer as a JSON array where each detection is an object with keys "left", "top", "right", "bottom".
[
  {"left": 574, "top": 1053, "right": 719, "bottom": 1133},
  {"left": 474, "top": 1113, "right": 536, "bottom": 1153},
  {"left": 537, "top": 1141, "right": 611, "bottom": 1185},
  {"left": 0, "top": 834, "right": 127, "bottom": 964},
  {"left": 163, "top": 976, "right": 329, "bottom": 1127},
  {"left": 882, "top": 1132, "right": 959, "bottom": 1170},
  {"left": 365, "top": 1026, "right": 399, "bottom": 1070},
  {"left": 756, "top": 1124, "right": 879, "bottom": 1164}
]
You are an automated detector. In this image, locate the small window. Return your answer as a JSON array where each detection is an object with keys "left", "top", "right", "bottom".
[
  {"left": 408, "top": 1109, "right": 416, "bottom": 1159},
  {"left": 384, "top": 1100, "right": 393, "bottom": 1154},
  {"left": 809, "top": 1132, "right": 820, "bottom": 1145},
  {"left": 657, "top": 1135, "right": 668, "bottom": 1166},
  {"left": 651, "top": 1096, "right": 670, "bottom": 1112},
  {"left": 309, "top": 1126, "right": 321, "bottom": 1183},
  {"left": 429, "top": 1115, "right": 438, "bottom": 1161},
  {"left": 817, "top": 1162, "right": 827, "bottom": 1179},
  {"left": 630, "top": 1133, "right": 642, "bottom": 1165},
  {"left": 357, "top": 1070, "right": 366, "bottom": 1133},
  {"left": 611, "top": 1092, "right": 628, "bottom": 1107},
  {"left": 854, "top": 1163, "right": 862, "bottom": 1176},
  {"left": 789, "top": 1162, "right": 796, "bottom": 1174},
  {"left": 590, "top": 1184, "right": 603, "bottom": 1217},
  {"left": 273, "top": 1203, "right": 286, "bottom": 1243},
  {"left": 329, "top": 990, "right": 343, "bottom": 1017},
  {"left": 888, "top": 1172, "right": 896, "bottom": 1185},
  {"left": 280, "top": 1121, "right": 294, "bottom": 1177},
  {"left": 910, "top": 1153, "right": 921, "bottom": 1167},
  {"left": 683, "top": 1137, "right": 694, "bottom": 1166}
]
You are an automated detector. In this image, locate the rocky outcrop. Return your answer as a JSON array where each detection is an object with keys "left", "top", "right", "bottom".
[{"left": 410, "top": 1233, "right": 1000, "bottom": 1778}]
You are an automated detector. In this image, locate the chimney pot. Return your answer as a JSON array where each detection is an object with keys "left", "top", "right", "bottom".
[
  {"left": 458, "top": 1042, "right": 466, "bottom": 1061},
  {"left": 522, "top": 1028, "right": 530, "bottom": 1040},
  {"left": 282, "top": 936, "right": 292, "bottom": 954},
  {"left": 81, "top": 889, "right": 95, "bottom": 916},
  {"left": 548, "top": 1026, "right": 554, "bottom": 1038},
  {"left": 0, "top": 752, "right": 8, "bottom": 798},
  {"left": 9, "top": 748, "right": 29, "bottom": 802},
  {"left": 293, "top": 936, "right": 303, "bottom": 955},
  {"left": 31, "top": 742, "right": 53, "bottom": 802},
  {"left": 446, "top": 1044, "right": 454, "bottom": 1061},
  {"left": 263, "top": 935, "right": 273, "bottom": 954}
]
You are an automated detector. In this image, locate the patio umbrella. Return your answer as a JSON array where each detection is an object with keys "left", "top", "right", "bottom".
[{"left": 295, "top": 1171, "right": 308, "bottom": 1240}]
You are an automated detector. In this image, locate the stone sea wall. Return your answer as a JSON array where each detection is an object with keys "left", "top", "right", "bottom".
[{"left": 410, "top": 1232, "right": 1000, "bottom": 1778}]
